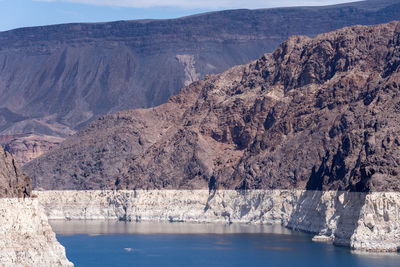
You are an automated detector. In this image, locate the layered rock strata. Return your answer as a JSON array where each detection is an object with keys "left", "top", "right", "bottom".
[
  {"left": 36, "top": 189, "right": 400, "bottom": 252},
  {"left": 2, "top": 0, "right": 400, "bottom": 164},
  {"left": 26, "top": 21, "right": 400, "bottom": 193}
]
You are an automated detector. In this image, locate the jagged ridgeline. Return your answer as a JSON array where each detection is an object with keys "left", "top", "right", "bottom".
[
  {"left": 25, "top": 21, "right": 400, "bottom": 192},
  {"left": 1, "top": 0, "right": 400, "bottom": 164}
]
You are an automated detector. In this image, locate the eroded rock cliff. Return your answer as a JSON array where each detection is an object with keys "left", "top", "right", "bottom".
[
  {"left": 0, "top": 145, "right": 31, "bottom": 197},
  {"left": 0, "top": 145, "right": 72, "bottom": 266},
  {"left": 0, "top": 198, "right": 73, "bottom": 266},
  {"left": 2, "top": 0, "right": 400, "bottom": 163},
  {"left": 26, "top": 21, "right": 400, "bottom": 193}
]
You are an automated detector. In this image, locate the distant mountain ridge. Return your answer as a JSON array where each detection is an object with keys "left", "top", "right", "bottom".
[
  {"left": 1, "top": 0, "right": 400, "bottom": 164},
  {"left": 25, "top": 21, "right": 400, "bottom": 192}
]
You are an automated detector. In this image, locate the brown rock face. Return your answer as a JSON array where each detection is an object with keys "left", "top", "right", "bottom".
[
  {"left": 2, "top": 0, "right": 400, "bottom": 165},
  {"left": 25, "top": 22, "right": 400, "bottom": 192},
  {"left": 0, "top": 145, "right": 31, "bottom": 197},
  {"left": 0, "top": 135, "right": 64, "bottom": 165}
]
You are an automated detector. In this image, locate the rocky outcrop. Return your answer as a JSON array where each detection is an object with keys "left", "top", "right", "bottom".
[
  {"left": 0, "top": 145, "right": 72, "bottom": 266},
  {"left": 25, "top": 21, "right": 400, "bottom": 193},
  {"left": 2, "top": 0, "right": 400, "bottom": 164},
  {"left": 0, "top": 145, "right": 31, "bottom": 198},
  {"left": 0, "top": 134, "right": 64, "bottom": 165},
  {"left": 0, "top": 198, "right": 73, "bottom": 266},
  {"left": 35, "top": 189, "right": 400, "bottom": 252}
]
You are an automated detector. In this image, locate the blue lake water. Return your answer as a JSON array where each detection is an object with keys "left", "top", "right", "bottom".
[{"left": 51, "top": 221, "right": 400, "bottom": 267}]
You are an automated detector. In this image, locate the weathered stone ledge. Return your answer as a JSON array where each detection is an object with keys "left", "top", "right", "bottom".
[
  {"left": 34, "top": 189, "right": 400, "bottom": 253},
  {"left": 0, "top": 198, "right": 73, "bottom": 266}
]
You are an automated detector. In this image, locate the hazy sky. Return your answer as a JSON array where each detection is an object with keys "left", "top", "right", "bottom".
[{"left": 0, "top": 0, "right": 361, "bottom": 32}]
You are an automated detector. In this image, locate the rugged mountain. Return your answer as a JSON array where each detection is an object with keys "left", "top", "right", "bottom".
[
  {"left": 0, "top": 145, "right": 31, "bottom": 197},
  {"left": 25, "top": 21, "right": 400, "bottom": 192},
  {"left": 2, "top": 0, "right": 400, "bottom": 164}
]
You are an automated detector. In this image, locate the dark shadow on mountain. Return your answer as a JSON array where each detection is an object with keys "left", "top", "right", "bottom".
[
  {"left": 287, "top": 156, "right": 334, "bottom": 235},
  {"left": 287, "top": 187, "right": 369, "bottom": 249},
  {"left": 286, "top": 190, "right": 327, "bottom": 235},
  {"left": 287, "top": 188, "right": 368, "bottom": 249},
  {"left": 331, "top": 190, "right": 367, "bottom": 248}
]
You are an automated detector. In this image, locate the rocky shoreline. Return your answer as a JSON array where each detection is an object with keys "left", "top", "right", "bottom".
[
  {"left": 35, "top": 189, "right": 400, "bottom": 253},
  {"left": 0, "top": 197, "right": 72, "bottom": 266}
]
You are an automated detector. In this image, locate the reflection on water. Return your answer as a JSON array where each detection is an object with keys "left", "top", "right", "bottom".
[
  {"left": 52, "top": 220, "right": 400, "bottom": 267},
  {"left": 50, "top": 220, "right": 296, "bottom": 236}
]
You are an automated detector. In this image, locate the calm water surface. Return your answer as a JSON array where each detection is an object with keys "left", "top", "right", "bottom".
[{"left": 51, "top": 221, "right": 400, "bottom": 267}]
